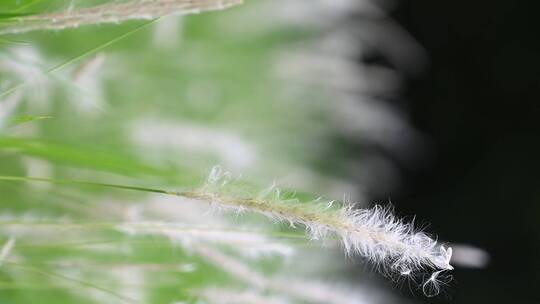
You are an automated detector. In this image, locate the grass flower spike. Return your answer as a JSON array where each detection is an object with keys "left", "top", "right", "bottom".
[
  {"left": 0, "top": 165, "right": 453, "bottom": 295},
  {"left": 0, "top": 0, "right": 242, "bottom": 35},
  {"left": 181, "top": 167, "right": 453, "bottom": 287}
]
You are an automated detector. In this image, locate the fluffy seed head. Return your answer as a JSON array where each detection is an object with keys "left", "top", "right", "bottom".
[{"left": 181, "top": 166, "right": 453, "bottom": 294}]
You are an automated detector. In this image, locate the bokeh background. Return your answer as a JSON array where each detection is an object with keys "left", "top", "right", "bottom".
[{"left": 0, "top": 0, "right": 538, "bottom": 303}]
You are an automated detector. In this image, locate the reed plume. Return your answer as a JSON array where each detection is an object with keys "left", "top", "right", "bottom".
[
  {"left": 180, "top": 166, "right": 453, "bottom": 286},
  {"left": 0, "top": 0, "right": 242, "bottom": 35}
]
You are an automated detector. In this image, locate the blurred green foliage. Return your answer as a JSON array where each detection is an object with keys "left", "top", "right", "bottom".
[{"left": 0, "top": 1, "right": 355, "bottom": 303}]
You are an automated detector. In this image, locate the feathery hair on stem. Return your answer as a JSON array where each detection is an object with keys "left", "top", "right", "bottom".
[
  {"left": 180, "top": 166, "right": 453, "bottom": 290},
  {"left": 0, "top": 0, "right": 242, "bottom": 35},
  {"left": 0, "top": 170, "right": 452, "bottom": 294}
]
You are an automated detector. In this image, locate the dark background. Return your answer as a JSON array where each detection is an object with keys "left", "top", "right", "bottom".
[{"left": 386, "top": 1, "right": 539, "bottom": 303}]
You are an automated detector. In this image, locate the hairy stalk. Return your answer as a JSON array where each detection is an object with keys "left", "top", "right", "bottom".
[
  {"left": 182, "top": 167, "right": 453, "bottom": 280},
  {"left": 0, "top": 168, "right": 452, "bottom": 291},
  {"left": 0, "top": 0, "right": 242, "bottom": 35}
]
